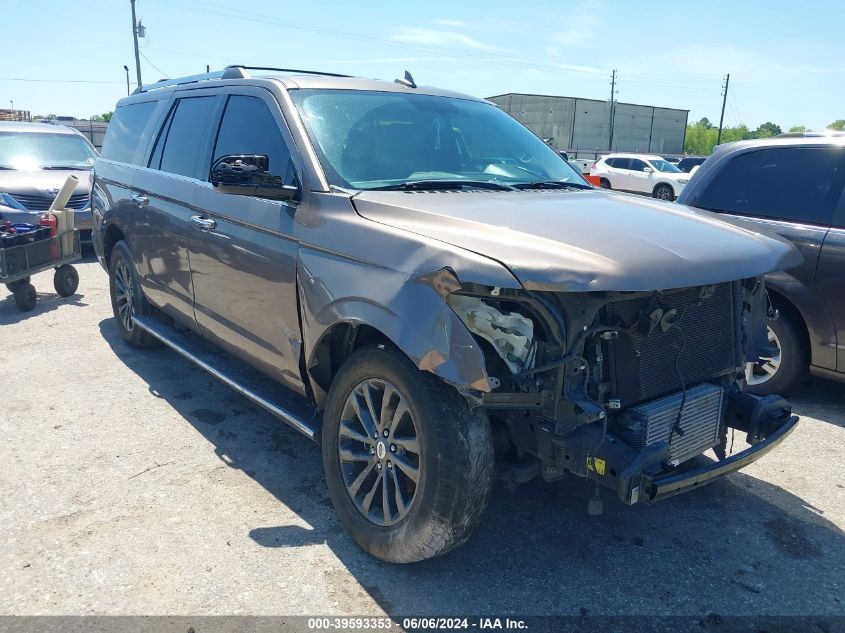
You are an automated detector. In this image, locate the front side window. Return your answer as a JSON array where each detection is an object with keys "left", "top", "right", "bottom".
[
  {"left": 629, "top": 159, "right": 648, "bottom": 172},
  {"left": 648, "top": 158, "right": 682, "bottom": 173},
  {"left": 153, "top": 96, "right": 217, "bottom": 178},
  {"left": 290, "top": 89, "right": 587, "bottom": 190},
  {"left": 694, "top": 146, "right": 845, "bottom": 225},
  {"left": 0, "top": 131, "right": 97, "bottom": 170},
  {"left": 211, "top": 95, "right": 297, "bottom": 185},
  {"left": 101, "top": 101, "right": 156, "bottom": 165}
]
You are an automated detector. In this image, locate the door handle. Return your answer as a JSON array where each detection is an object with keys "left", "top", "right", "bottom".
[
  {"left": 131, "top": 194, "right": 149, "bottom": 207},
  {"left": 191, "top": 215, "right": 217, "bottom": 231}
]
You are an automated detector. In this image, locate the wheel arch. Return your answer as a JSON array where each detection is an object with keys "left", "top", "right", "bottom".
[
  {"left": 102, "top": 222, "right": 127, "bottom": 266},
  {"left": 765, "top": 287, "right": 811, "bottom": 364},
  {"left": 303, "top": 299, "right": 494, "bottom": 410},
  {"left": 653, "top": 181, "right": 676, "bottom": 196}
]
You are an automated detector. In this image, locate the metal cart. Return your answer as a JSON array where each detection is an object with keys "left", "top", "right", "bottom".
[{"left": 0, "top": 229, "right": 81, "bottom": 312}]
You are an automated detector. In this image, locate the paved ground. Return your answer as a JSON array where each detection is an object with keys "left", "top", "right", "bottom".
[{"left": 0, "top": 255, "right": 843, "bottom": 617}]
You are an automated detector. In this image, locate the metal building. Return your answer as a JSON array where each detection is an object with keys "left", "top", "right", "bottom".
[{"left": 487, "top": 93, "right": 689, "bottom": 157}]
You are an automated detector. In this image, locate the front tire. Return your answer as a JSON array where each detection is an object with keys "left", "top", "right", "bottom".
[
  {"left": 322, "top": 347, "right": 493, "bottom": 563},
  {"left": 108, "top": 240, "right": 158, "bottom": 348},
  {"left": 653, "top": 183, "right": 674, "bottom": 201},
  {"left": 13, "top": 283, "right": 37, "bottom": 312},
  {"left": 746, "top": 312, "right": 806, "bottom": 395}
]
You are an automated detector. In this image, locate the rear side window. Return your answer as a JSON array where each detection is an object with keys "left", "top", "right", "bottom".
[
  {"left": 151, "top": 96, "right": 217, "bottom": 178},
  {"left": 696, "top": 147, "right": 845, "bottom": 225},
  {"left": 100, "top": 102, "right": 157, "bottom": 164},
  {"left": 614, "top": 158, "right": 632, "bottom": 170},
  {"left": 211, "top": 95, "right": 296, "bottom": 184},
  {"left": 605, "top": 157, "right": 617, "bottom": 167}
]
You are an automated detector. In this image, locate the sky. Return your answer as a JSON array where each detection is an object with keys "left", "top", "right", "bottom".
[{"left": 2, "top": 0, "right": 844, "bottom": 130}]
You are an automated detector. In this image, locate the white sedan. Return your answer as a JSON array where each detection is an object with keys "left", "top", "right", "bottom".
[{"left": 590, "top": 153, "right": 691, "bottom": 200}]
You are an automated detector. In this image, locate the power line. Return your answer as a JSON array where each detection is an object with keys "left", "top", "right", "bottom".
[
  {"left": 140, "top": 51, "right": 170, "bottom": 78},
  {"left": 0, "top": 77, "right": 124, "bottom": 85}
]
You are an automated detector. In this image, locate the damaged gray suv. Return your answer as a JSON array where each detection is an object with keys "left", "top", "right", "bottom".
[{"left": 93, "top": 66, "right": 801, "bottom": 562}]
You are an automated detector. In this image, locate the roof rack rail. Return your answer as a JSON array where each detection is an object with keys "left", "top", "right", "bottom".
[
  {"left": 132, "top": 69, "right": 238, "bottom": 95},
  {"left": 131, "top": 65, "right": 352, "bottom": 95},
  {"left": 224, "top": 65, "right": 353, "bottom": 78}
]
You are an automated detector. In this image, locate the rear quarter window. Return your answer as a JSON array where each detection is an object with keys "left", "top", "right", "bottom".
[
  {"left": 100, "top": 101, "right": 157, "bottom": 164},
  {"left": 695, "top": 146, "right": 845, "bottom": 225}
]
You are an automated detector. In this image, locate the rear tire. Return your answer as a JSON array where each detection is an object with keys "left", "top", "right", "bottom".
[
  {"left": 53, "top": 264, "right": 79, "bottom": 297},
  {"left": 653, "top": 183, "right": 674, "bottom": 201},
  {"left": 746, "top": 312, "right": 806, "bottom": 396},
  {"left": 599, "top": 178, "right": 611, "bottom": 189},
  {"left": 322, "top": 346, "right": 494, "bottom": 563},
  {"left": 108, "top": 240, "right": 158, "bottom": 348},
  {"left": 13, "top": 283, "right": 37, "bottom": 312}
]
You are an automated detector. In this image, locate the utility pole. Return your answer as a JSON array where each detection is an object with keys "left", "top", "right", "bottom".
[
  {"left": 717, "top": 73, "right": 730, "bottom": 146},
  {"left": 608, "top": 69, "right": 617, "bottom": 151},
  {"left": 130, "top": 0, "right": 143, "bottom": 89}
]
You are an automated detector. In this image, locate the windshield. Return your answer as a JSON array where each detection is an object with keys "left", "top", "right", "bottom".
[
  {"left": 290, "top": 89, "right": 587, "bottom": 190},
  {"left": 0, "top": 132, "right": 97, "bottom": 170},
  {"left": 649, "top": 158, "right": 682, "bottom": 173}
]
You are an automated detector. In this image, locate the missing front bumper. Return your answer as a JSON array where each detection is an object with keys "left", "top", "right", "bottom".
[{"left": 546, "top": 388, "right": 798, "bottom": 505}]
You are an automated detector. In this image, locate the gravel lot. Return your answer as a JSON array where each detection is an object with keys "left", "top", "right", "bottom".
[{"left": 1, "top": 254, "right": 843, "bottom": 617}]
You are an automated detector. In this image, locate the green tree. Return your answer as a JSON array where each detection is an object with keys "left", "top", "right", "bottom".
[
  {"left": 788, "top": 125, "right": 808, "bottom": 133},
  {"left": 695, "top": 117, "right": 714, "bottom": 129},
  {"left": 829, "top": 119, "right": 845, "bottom": 131},
  {"left": 755, "top": 122, "right": 782, "bottom": 138}
]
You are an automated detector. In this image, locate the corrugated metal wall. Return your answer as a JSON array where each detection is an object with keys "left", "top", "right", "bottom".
[{"left": 488, "top": 93, "right": 688, "bottom": 155}]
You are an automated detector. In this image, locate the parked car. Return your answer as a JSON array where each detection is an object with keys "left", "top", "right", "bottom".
[
  {"left": 590, "top": 153, "right": 690, "bottom": 200},
  {"left": 93, "top": 66, "right": 799, "bottom": 563},
  {"left": 679, "top": 137, "right": 845, "bottom": 395},
  {"left": 0, "top": 122, "right": 97, "bottom": 240},
  {"left": 677, "top": 156, "right": 707, "bottom": 173}
]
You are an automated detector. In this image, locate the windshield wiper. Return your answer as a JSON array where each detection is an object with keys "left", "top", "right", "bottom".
[
  {"left": 42, "top": 165, "right": 88, "bottom": 170},
  {"left": 367, "top": 179, "right": 516, "bottom": 192},
  {"left": 512, "top": 181, "right": 592, "bottom": 190}
]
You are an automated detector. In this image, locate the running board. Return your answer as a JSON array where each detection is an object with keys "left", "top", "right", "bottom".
[{"left": 134, "top": 315, "right": 321, "bottom": 441}]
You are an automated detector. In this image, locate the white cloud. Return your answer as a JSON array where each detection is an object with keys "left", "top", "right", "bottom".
[{"left": 388, "top": 28, "right": 494, "bottom": 51}]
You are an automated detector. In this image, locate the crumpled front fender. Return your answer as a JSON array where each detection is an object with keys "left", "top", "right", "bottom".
[{"left": 298, "top": 249, "right": 497, "bottom": 406}]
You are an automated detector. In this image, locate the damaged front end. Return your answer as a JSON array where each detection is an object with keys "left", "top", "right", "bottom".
[{"left": 446, "top": 275, "right": 798, "bottom": 504}]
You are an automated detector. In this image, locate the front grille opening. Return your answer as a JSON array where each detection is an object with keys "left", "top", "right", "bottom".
[{"left": 603, "top": 284, "right": 737, "bottom": 407}]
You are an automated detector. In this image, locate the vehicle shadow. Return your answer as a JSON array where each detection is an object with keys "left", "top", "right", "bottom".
[{"left": 99, "top": 318, "right": 844, "bottom": 617}]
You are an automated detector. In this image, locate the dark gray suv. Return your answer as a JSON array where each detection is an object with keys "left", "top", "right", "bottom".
[
  {"left": 93, "top": 65, "right": 801, "bottom": 562},
  {"left": 679, "top": 137, "right": 845, "bottom": 395}
]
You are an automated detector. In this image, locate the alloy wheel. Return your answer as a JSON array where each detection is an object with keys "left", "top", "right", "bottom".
[
  {"left": 656, "top": 186, "right": 673, "bottom": 200},
  {"left": 114, "top": 259, "right": 136, "bottom": 333},
  {"left": 745, "top": 326, "right": 782, "bottom": 385},
  {"left": 338, "top": 378, "right": 421, "bottom": 526}
]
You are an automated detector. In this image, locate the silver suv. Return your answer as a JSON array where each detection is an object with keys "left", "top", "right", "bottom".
[
  {"left": 0, "top": 122, "right": 97, "bottom": 238},
  {"left": 93, "top": 65, "right": 801, "bottom": 562}
]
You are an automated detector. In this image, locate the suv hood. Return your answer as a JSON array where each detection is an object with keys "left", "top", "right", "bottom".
[
  {"left": 353, "top": 189, "right": 801, "bottom": 292},
  {"left": 0, "top": 169, "right": 90, "bottom": 196}
]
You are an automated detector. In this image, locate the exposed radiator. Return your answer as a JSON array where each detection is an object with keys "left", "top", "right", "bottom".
[
  {"left": 613, "top": 382, "right": 725, "bottom": 464},
  {"left": 605, "top": 283, "right": 738, "bottom": 406}
]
